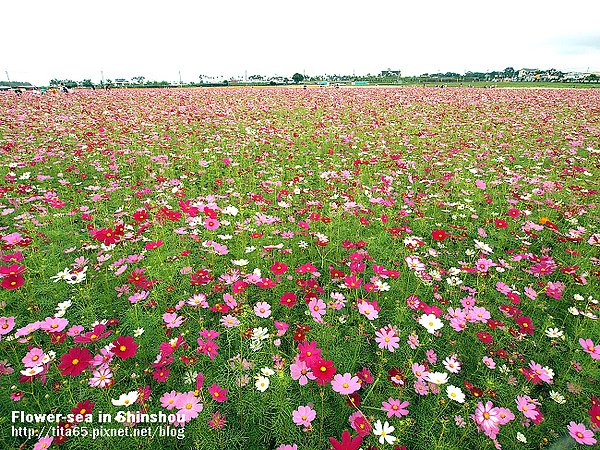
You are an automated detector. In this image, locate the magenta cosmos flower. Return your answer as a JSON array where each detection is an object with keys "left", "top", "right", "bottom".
[
  {"left": 331, "top": 372, "right": 361, "bottom": 395},
  {"left": 58, "top": 347, "right": 92, "bottom": 376},
  {"left": 292, "top": 405, "right": 316, "bottom": 427},
  {"left": 568, "top": 421, "right": 597, "bottom": 445},
  {"left": 473, "top": 401, "right": 501, "bottom": 439},
  {"left": 208, "top": 384, "right": 228, "bottom": 402},
  {"left": 382, "top": 398, "right": 410, "bottom": 418}
]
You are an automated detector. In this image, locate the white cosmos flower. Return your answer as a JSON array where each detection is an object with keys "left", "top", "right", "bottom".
[
  {"left": 446, "top": 385, "right": 465, "bottom": 403},
  {"left": 418, "top": 314, "right": 443, "bottom": 334},
  {"left": 516, "top": 432, "right": 527, "bottom": 443},
  {"left": 549, "top": 390, "right": 566, "bottom": 404},
  {"left": 111, "top": 391, "right": 138, "bottom": 407},
  {"left": 372, "top": 420, "right": 396, "bottom": 445},
  {"left": 21, "top": 366, "right": 44, "bottom": 377},
  {"left": 261, "top": 367, "right": 275, "bottom": 377},
  {"left": 545, "top": 327, "right": 564, "bottom": 339},
  {"left": 426, "top": 372, "right": 449, "bottom": 385},
  {"left": 231, "top": 259, "right": 249, "bottom": 266},
  {"left": 255, "top": 375, "right": 270, "bottom": 392}
]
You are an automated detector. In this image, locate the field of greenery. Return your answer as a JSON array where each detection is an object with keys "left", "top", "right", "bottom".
[{"left": 0, "top": 86, "right": 599, "bottom": 450}]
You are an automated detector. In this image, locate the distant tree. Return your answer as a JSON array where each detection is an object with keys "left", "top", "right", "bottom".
[
  {"left": 503, "top": 67, "right": 515, "bottom": 78},
  {"left": 131, "top": 76, "right": 145, "bottom": 85},
  {"left": 81, "top": 79, "right": 93, "bottom": 88},
  {"left": 292, "top": 73, "right": 305, "bottom": 84}
]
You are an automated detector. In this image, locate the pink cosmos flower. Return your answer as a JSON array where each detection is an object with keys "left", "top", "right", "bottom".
[
  {"left": 475, "top": 180, "right": 487, "bottom": 189},
  {"left": 163, "top": 312, "right": 183, "bottom": 329},
  {"left": 39, "top": 317, "right": 68, "bottom": 333},
  {"left": 407, "top": 333, "right": 420, "bottom": 349},
  {"left": 357, "top": 300, "right": 379, "bottom": 320},
  {"left": 568, "top": 421, "right": 597, "bottom": 445},
  {"left": 375, "top": 326, "right": 400, "bottom": 352},
  {"left": 515, "top": 395, "right": 543, "bottom": 423},
  {"left": 254, "top": 301, "right": 272, "bottom": 318},
  {"left": 89, "top": 366, "right": 113, "bottom": 388},
  {"left": 33, "top": 436, "right": 53, "bottom": 450},
  {"left": 204, "top": 218, "right": 220, "bottom": 230},
  {"left": 292, "top": 405, "right": 316, "bottom": 427},
  {"left": 473, "top": 401, "right": 501, "bottom": 439},
  {"left": 382, "top": 398, "right": 409, "bottom": 418},
  {"left": 2, "top": 232, "right": 23, "bottom": 245},
  {"left": 496, "top": 407, "right": 515, "bottom": 425},
  {"left": 412, "top": 363, "right": 429, "bottom": 381},
  {"left": 290, "top": 359, "right": 316, "bottom": 386},
  {"left": 579, "top": 338, "right": 600, "bottom": 359},
  {"left": 276, "top": 445, "right": 298, "bottom": 450},
  {"left": 175, "top": 392, "right": 203, "bottom": 421},
  {"left": 331, "top": 372, "right": 361, "bottom": 395},
  {"left": 308, "top": 298, "right": 326, "bottom": 321},
  {"left": 0, "top": 316, "right": 15, "bottom": 336},
  {"left": 160, "top": 390, "right": 179, "bottom": 410},
  {"left": 482, "top": 356, "right": 496, "bottom": 369},
  {"left": 22, "top": 348, "right": 46, "bottom": 368}
]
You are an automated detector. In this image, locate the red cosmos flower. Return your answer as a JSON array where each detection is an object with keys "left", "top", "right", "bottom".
[
  {"left": 507, "top": 292, "right": 520, "bottom": 304},
  {"left": 1, "top": 274, "right": 24, "bottom": 290},
  {"left": 71, "top": 400, "right": 94, "bottom": 422},
  {"left": 508, "top": 208, "right": 520, "bottom": 218},
  {"left": 208, "top": 384, "right": 228, "bottom": 403},
  {"left": 476, "top": 330, "right": 494, "bottom": 344},
  {"left": 58, "top": 347, "right": 92, "bottom": 376},
  {"left": 387, "top": 367, "right": 406, "bottom": 386},
  {"left": 330, "top": 269, "right": 345, "bottom": 279},
  {"left": 203, "top": 207, "right": 217, "bottom": 219},
  {"left": 494, "top": 219, "right": 508, "bottom": 229},
  {"left": 431, "top": 229, "right": 449, "bottom": 241},
  {"left": 346, "top": 392, "right": 361, "bottom": 408},
  {"left": 112, "top": 336, "right": 138, "bottom": 360},
  {"left": 298, "top": 340, "right": 322, "bottom": 365},
  {"left": 589, "top": 398, "right": 600, "bottom": 426},
  {"left": 280, "top": 292, "right": 297, "bottom": 308},
  {"left": 1, "top": 252, "right": 23, "bottom": 263},
  {"left": 94, "top": 227, "right": 120, "bottom": 245},
  {"left": 144, "top": 241, "right": 163, "bottom": 250},
  {"left": 128, "top": 268, "right": 149, "bottom": 288},
  {"left": 270, "top": 261, "right": 288, "bottom": 275},
  {"left": 257, "top": 278, "right": 276, "bottom": 289},
  {"left": 329, "top": 430, "right": 362, "bottom": 450},
  {"left": 515, "top": 316, "right": 535, "bottom": 335},
  {"left": 0, "top": 264, "right": 26, "bottom": 277},
  {"left": 153, "top": 367, "right": 171, "bottom": 382},
  {"left": 309, "top": 358, "right": 336, "bottom": 386},
  {"left": 132, "top": 209, "right": 148, "bottom": 222}
]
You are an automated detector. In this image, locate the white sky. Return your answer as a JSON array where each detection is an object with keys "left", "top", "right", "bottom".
[{"left": 2, "top": 0, "right": 600, "bottom": 85}]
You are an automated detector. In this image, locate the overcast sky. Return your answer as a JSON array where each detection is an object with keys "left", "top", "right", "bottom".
[{"left": 2, "top": 0, "right": 600, "bottom": 85}]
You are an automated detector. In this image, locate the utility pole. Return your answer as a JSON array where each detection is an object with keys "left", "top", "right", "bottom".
[
  {"left": 179, "top": 70, "right": 182, "bottom": 86},
  {"left": 5, "top": 70, "right": 10, "bottom": 82},
  {"left": 101, "top": 71, "right": 104, "bottom": 85}
]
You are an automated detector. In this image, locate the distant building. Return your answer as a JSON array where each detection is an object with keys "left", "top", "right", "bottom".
[
  {"left": 114, "top": 78, "right": 129, "bottom": 86},
  {"left": 517, "top": 69, "right": 538, "bottom": 81},
  {"left": 380, "top": 69, "right": 401, "bottom": 77}
]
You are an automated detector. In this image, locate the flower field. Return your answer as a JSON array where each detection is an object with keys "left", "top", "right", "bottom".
[{"left": 0, "top": 86, "right": 599, "bottom": 450}]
